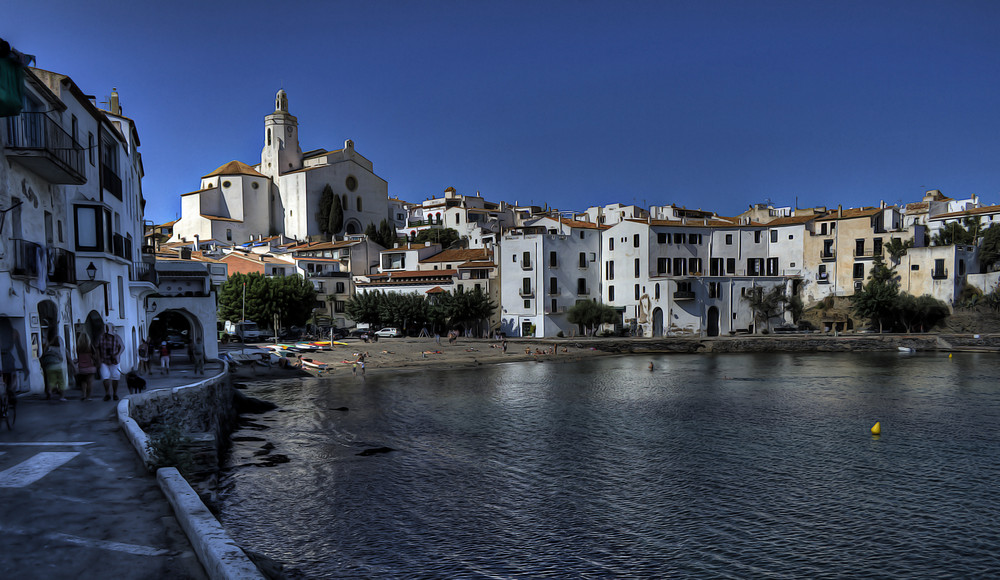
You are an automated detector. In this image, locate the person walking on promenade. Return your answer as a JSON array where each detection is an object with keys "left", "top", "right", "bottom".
[
  {"left": 40, "top": 331, "right": 67, "bottom": 401},
  {"left": 190, "top": 337, "right": 205, "bottom": 375},
  {"left": 98, "top": 324, "right": 124, "bottom": 401},
  {"left": 159, "top": 341, "right": 171, "bottom": 375},
  {"left": 75, "top": 332, "right": 98, "bottom": 401},
  {"left": 502, "top": 339, "right": 508, "bottom": 354},
  {"left": 137, "top": 338, "right": 150, "bottom": 375},
  {"left": 0, "top": 321, "right": 26, "bottom": 406}
]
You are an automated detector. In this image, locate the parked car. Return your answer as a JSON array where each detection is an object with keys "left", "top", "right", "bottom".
[
  {"left": 324, "top": 327, "right": 348, "bottom": 340},
  {"left": 375, "top": 327, "right": 404, "bottom": 338},
  {"left": 165, "top": 333, "right": 188, "bottom": 350},
  {"left": 348, "top": 328, "right": 370, "bottom": 339}
]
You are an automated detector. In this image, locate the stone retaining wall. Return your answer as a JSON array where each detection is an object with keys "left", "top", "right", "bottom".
[
  {"left": 567, "top": 333, "right": 1000, "bottom": 354},
  {"left": 118, "top": 366, "right": 263, "bottom": 580}
]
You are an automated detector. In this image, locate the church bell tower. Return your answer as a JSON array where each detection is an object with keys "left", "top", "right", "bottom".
[{"left": 261, "top": 89, "right": 302, "bottom": 179}]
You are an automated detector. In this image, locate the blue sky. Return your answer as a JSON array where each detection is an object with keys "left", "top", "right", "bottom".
[{"left": 6, "top": 1, "right": 1000, "bottom": 224}]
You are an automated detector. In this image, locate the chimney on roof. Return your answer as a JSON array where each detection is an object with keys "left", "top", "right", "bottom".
[
  {"left": 109, "top": 88, "right": 121, "bottom": 116},
  {"left": 838, "top": 205, "right": 843, "bottom": 219},
  {"left": 193, "top": 234, "right": 199, "bottom": 252},
  {"left": 881, "top": 200, "right": 885, "bottom": 209}
]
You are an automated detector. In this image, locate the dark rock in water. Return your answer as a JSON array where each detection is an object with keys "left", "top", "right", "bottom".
[
  {"left": 244, "top": 549, "right": 287, "bottom": 579},
  {"left": 330, "top": 407, "right": 349, "bottom": 411},
  {"left": 235, "top": 390, "right": 278, "bottom": 414},
  {"left": 231, "top": 436, "right": 266, "bottom": 442},
  {"left": 253, "top": 448, "right": 271, "bottom": 457},
  {"left": 238, "top": 419, "right": 268, "bottom": 431},
  {"left": 257, "top": 454, "right": 290, "bottom": 466},
  {"left": 357, "top": 447, "right": 394, "bottom": 456},
  {"left": 261, "top": 442, "right": 275, "bottom": 450}
]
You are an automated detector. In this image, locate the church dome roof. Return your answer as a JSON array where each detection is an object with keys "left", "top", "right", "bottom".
[{"left": 202, "top": 160, "right": 266, "bottom": 179}]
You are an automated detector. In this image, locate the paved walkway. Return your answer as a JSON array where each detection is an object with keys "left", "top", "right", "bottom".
[{"left": 0, "top": 360, "right": 222, "bottom": 579}]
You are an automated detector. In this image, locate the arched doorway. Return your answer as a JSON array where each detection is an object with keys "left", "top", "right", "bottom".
[
  {"left": 345, "top": 219, "right": 362, "bottom": 235},
  {"left": 148, "top": 309, "right": 197, "bottom": 362},
  {"left": 652, "top": 307, "right": 663, "bottom": 337},
  {"left": 707, "top": 306, "right": 720, "bottom": 337}
]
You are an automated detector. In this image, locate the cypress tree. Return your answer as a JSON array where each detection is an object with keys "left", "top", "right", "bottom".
[{"left": 329, "top": 194, "right": 344, "bottom": 234}]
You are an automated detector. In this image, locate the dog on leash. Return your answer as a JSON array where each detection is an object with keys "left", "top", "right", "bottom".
[{"left": 126, "top": 371, "right": 147, "bottom": 394}]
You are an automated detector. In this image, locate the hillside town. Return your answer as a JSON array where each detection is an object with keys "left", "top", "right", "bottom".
[{"left": 3, "top": 45, "right": 1000, "bottom": 396}]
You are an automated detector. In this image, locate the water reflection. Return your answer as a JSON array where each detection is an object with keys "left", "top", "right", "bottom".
[{"left": 220, "top": 352, "right": 1000, "bottom": 578}]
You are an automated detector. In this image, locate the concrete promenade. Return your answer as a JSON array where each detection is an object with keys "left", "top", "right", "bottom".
[{"left": 0, "top": 360, "right": 223, "bottom": 579}]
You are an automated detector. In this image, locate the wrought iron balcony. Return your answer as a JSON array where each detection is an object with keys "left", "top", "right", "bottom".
[
  {"left": 820, "top": 249, "right": 836, "bottom": 261},
  {"left": 11, "top": 239, "right": 42, "bottom": 278},
  {"left": 853, "top": 248, "right": 875, "bottom": 259},
  {"left": 519, "top": 287, "right": 534, "bottom": 297},
  {"left": 673, "top": 290, "right": 696, "bottom": 300},
  {"left": 102, "top": 164, "right": 123, "bottom": 199},
  {"left": 521, "top": 260, "right": 532, "bottom": 270},
  {"left": 48, "top": 247, "right": 77, "bottom": 285},
  {"left": 4, "top": 112, "right": 85, "bottom": 184},
  {"left": 816, "top": 272, "right": 829, "bottom": 284},
  {"left": 576, "top": 287, "right": 591, "bottom": 296},
  {"left": 931, "top": 268, "right": 949, "bottom": 280},
  {"left": 131, "top": 261, "right": 157, "bottom": 284}
]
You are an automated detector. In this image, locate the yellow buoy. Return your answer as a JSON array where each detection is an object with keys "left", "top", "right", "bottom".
[{"left": 871, "top": 421, "right": 881, "bottom": 435}]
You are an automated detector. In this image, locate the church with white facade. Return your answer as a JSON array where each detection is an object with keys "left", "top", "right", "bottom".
[{"left": 171, "top": 90, "right": 389, "bottom": 245}]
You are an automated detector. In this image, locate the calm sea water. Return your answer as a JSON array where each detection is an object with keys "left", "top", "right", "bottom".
[{"left": 218, "top": 352, "right": 1000, "bottom": 578}]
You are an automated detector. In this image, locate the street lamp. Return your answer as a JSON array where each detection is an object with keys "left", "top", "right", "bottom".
[{"left": 86, "top": 262, "right": 97, "bottom": 281}]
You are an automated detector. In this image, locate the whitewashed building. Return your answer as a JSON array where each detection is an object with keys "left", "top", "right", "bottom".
[
  {"left": 499, "top": 217, "right": 605, "bottom": 337},
  {"left": 172, "top": 90, "right": 389, "bottom": 245}
]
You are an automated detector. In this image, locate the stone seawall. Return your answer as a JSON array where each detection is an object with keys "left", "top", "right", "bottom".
[
  {"left": 121, "top": 371, "right": 239, "bottom": 499},
  {"left": 566, "top": 333, "right": 1000, "bottom": 355},
  {"left": 118, "top": 368, "right": 266, "bottom": 579}
]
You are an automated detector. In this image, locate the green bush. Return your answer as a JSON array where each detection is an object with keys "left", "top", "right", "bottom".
[{"left": 148, "top": 424, "right": 195, "bottom": 474}]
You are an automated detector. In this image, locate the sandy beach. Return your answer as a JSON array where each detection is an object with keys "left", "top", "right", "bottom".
[{"left": 224, "top": 337, "right": 614, "bottom": 381}]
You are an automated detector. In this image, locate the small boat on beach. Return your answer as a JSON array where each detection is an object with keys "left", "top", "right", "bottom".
[
  {"left": 898, "top": 346, "right": 915, "bottom": 353},
  {"left": 288, "top": 343, "right": 320, "bottom": 353},
  {"left": 300, "top": 357, "right": 328, "bottom": 370}
]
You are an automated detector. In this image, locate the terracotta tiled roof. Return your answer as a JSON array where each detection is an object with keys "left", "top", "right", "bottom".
[
  {"left": 202, "top": 160, "right": 266, "bottom": 179},
  {"left": 552, "top": 218, "right": 607, "bottom": 230},
  {"left": 421, "top": 249, "right": 490, "bottom": 263},
  {"left": 905, "top": 202, "right": 929, "bottom": 212},
  {"left": 815, "top": 207, "right": 885, "bottom": 221},
  {"left": 201, "top": 214, "right": 242, "bottom": 222},
  {"left": 368, "top": 269, "right": 457, "bottom": 279},
  {"left": 426, "top": 286, "right": 446, "bottom": 294},
  {"left": 931, "top": 204, "right": 1000, "bottom": 220},
  {"left": 457, "top": 260, "right": 495, "bottom": 268},
  {"left": 180, "top": 187, "right": 216, "bottom": 197}
]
